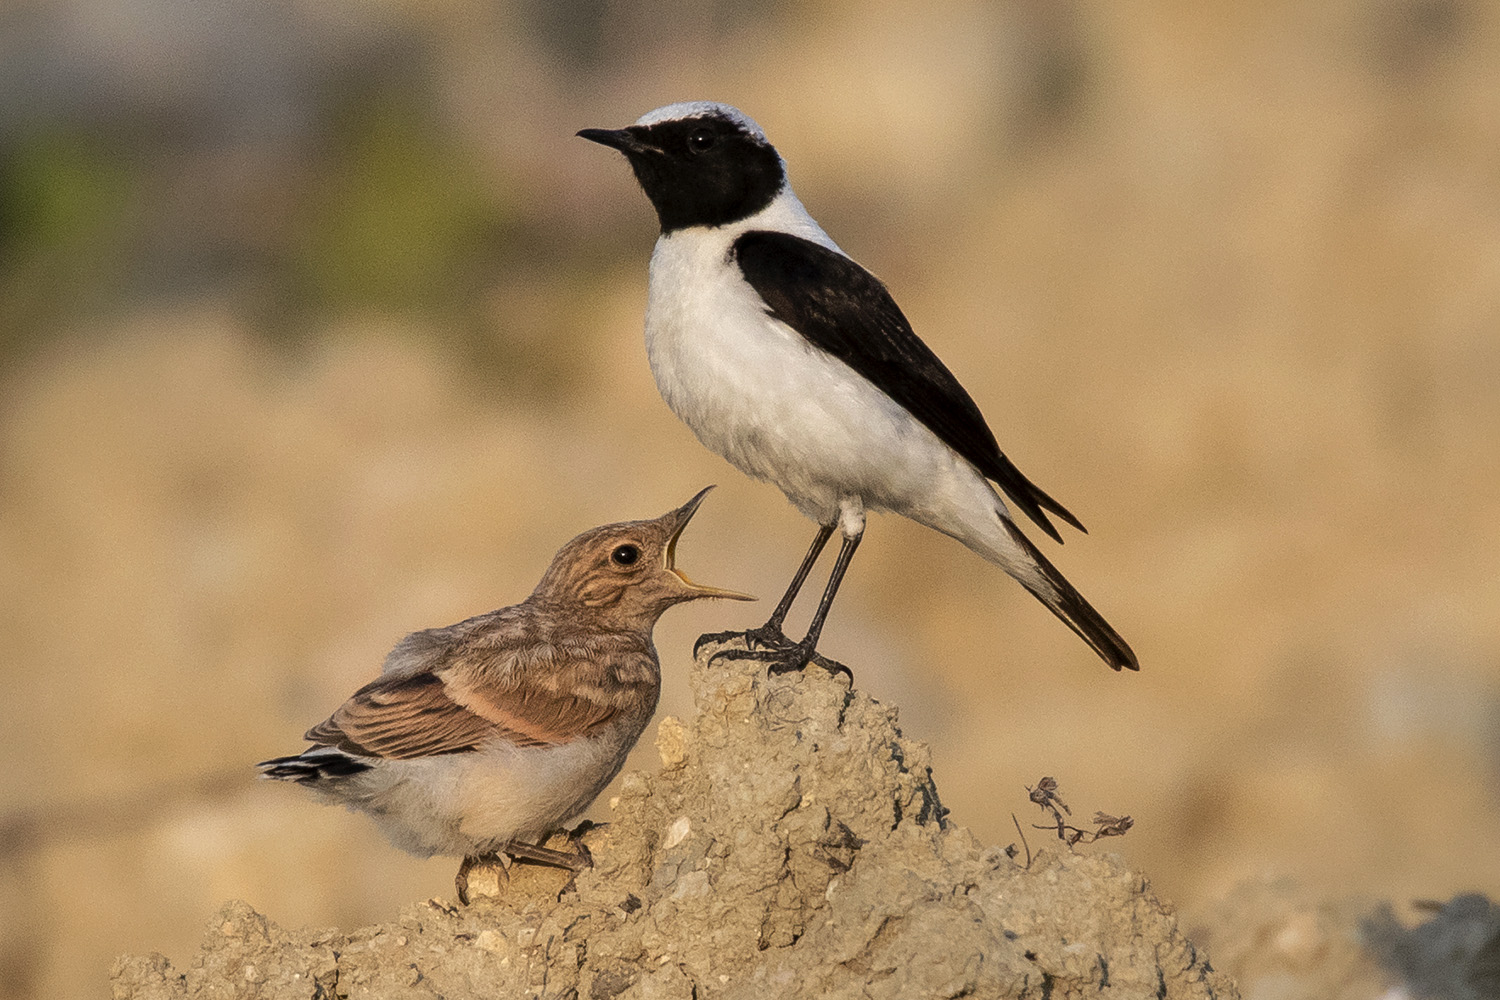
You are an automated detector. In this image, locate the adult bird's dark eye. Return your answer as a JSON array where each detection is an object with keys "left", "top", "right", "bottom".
[
  {"left": 611, "top": 544, "right": 640, "bottom": 566},
  {"left": 687, "top": 128, "right": 717, "bottom": 153}
]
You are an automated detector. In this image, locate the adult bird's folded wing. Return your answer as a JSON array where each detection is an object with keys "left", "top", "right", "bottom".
[{"left": 732, "top": 229, "right": 1085, "bottom": 543}]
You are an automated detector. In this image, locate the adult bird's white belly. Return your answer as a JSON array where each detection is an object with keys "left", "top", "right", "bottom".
[{"left": 646, "top": 221, "right": 1004, "bottom": 540}]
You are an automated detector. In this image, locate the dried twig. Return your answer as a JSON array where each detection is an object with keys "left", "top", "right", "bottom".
[
  {"left": 1011, "top": 813, "right": 1032, "bottom": 869},
  {"left": 1025, "top": 777, "right": 1133, "bottom": 846}
]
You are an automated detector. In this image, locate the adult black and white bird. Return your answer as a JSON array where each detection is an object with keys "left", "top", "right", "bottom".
[
  {"left": 579, "top": 102, "right": 1137, "bottom": 673},
  {"left": 258, "top": 488, "right": 751, "bottom": 903}
]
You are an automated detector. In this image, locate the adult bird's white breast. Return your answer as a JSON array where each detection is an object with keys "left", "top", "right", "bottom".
[{"left": 645, "top": 194, "right": 999, "bottom": 539}]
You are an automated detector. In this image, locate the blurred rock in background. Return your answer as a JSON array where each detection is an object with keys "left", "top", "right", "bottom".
[{"left": 2, "top": 1, "right": 1499, "bottom": 998}]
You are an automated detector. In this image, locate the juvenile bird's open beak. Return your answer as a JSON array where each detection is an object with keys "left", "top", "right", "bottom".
[
  {"left": 661, "top": 486, "right": 755, "bottom": 601},
  {"left": 577, "top": 127, "right": 653, "bottom": 156}
]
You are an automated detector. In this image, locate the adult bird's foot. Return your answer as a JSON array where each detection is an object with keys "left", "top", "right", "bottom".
[
  {"left": 714, "top": 640, "right": 852, "bottom": 681},
  {"left": 694, "top": 629, "right": 747, "bottom": 656},
  {"left": 694, "top": 622, "right": 795, "bottom": 656}
]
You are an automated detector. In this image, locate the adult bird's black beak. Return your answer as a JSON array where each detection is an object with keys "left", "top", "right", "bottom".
[{"left": 577, "top": 127, "right": 651, "bottom": 155}]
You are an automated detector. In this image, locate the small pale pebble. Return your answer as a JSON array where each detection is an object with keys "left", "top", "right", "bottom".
[
  {"left": 516, "top": 928, "right": 536, "bottom": 947},
  {"left": 663, "top": 816, "right": 692, "bottom": 850},
  {"left": 609, "top": 796, "right": 621, "bottom": 810},
  {"left": 671, "top": 871, "right": 711, "bottom": 900},
  {"left": 463, "top": 863, "right": 506, "bottom": 901},
  {"left": 719, "top": 975, "right": 729, "bottom": 984},
  {"left": 395, "top": 936, "right": 407, "bottom": 946},
  {"left": 475, "top": 930, "right": 505, "bottom": 953},
  {"left": 655, "top": 716, "right": 689, "bottom": 770}
]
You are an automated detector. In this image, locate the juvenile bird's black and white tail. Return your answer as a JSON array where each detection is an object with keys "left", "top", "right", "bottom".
[
  {"left": 1000, "top": 520, "right": 1138, "bottom": 671},
  {"left": 257, "top": 749, "right": 372, "bottom": 784}
]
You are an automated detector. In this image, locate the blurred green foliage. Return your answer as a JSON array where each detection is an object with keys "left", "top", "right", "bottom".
[
  {"left": 292, "top": 98, "right": 509, "bottom": 320},
  {"left": 0, "top": 130, "right": 137, "bottom": 358}
]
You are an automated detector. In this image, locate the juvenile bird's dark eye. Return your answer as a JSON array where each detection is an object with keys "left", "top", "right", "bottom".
[
  {"left": 611, "top": 544, "right": 640, "bottom": 566},
  {"left": 686, "top": 128, "right": 717, "bottom": 153}
]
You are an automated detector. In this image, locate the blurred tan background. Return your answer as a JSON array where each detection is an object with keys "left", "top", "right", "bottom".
[{"left": 3, "top": 0, "right": 1499, "bottom": 996}]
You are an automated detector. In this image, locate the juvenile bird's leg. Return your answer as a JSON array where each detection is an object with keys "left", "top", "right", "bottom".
[
  {"left": 503, "top": 839, "right": 593, "bottom": 871},
  {"left": 695, "top": 523, "right": 834, "bottom": 654},
  {"left": 721, "top": 528, "right": 860, "bottom": 677}
]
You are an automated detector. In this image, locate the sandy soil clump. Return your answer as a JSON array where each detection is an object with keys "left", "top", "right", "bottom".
[{"left": 113, "top": 637, "right": 1236, "bottom": 999}]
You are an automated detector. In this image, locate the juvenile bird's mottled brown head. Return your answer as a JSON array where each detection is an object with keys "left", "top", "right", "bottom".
[{"left": 530, "top": 486, "right": 752, "bottom": 624}]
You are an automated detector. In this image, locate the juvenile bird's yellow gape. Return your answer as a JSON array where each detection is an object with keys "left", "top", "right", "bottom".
[{"left": 258, "top": 488, "right": 750, "bottom": 903}]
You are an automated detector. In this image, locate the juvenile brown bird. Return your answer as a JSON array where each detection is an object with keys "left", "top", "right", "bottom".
[{"left": 258, "top": 488, "right": 750, "bottom": 902}]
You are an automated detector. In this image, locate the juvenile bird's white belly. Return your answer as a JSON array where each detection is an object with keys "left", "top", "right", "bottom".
[
  {"left": 323, "top": 722, "right": 643, "bottom": 858},
  {"left": 645, "top": 217, "right": 1008, "bottom": 544}
]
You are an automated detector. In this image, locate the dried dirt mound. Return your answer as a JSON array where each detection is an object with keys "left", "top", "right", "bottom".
[{"left": 112, "top": 637, "right": 1238, "bottom": 999}]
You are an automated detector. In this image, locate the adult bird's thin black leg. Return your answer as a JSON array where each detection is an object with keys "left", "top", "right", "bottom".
[
  {"left": 720, "top": 529, "right": 862, "bottom": 677},
  {"left": 746, "top": 523, "right": 836, "bottom": 647},
  {"left": 695, "top": 523, "right": 835, "bottom": 654}
]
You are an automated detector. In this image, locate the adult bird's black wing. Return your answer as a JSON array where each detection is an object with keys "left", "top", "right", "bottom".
[{"left": 733, "top": 229, "right": 1084, "bottom": 543}]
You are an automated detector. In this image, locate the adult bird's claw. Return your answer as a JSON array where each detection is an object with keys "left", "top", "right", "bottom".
[
  {"left": 693, "top": 629, "right": 745, "bottom": 656},
  {"left": 694, "top": 623, "right": 795, "bottom": 656},
  {"left": 715, "top": 642, "right": 852, "bottom": 681}
]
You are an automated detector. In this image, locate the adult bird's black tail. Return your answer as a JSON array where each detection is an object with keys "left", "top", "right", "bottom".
[{"left": 1001, "top": 520, "right": 1139, "bottom": 671}]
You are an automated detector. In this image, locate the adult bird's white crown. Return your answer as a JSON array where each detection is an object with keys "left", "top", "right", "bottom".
[
  {"left": 633, "top": 101, "right": 767, "bottom": 141},
  {"left": 580, "top": 103, "right": 1138, "bottom": 673}
]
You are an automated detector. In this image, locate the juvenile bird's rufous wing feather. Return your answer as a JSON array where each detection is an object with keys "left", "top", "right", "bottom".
[
  {"left": 441, "top": 665, "right": 622, "bottom": 748},
  {"left": 305, "top": 666, "right": 620, "bottom": 758}
]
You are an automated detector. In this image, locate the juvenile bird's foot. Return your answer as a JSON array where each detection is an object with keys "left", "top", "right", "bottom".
[
  {"left": 715, "top": 639, "right": 852, "bottom": 681},
  {"left": 455, "top": 838, "right": 595, "bottom": 905},
  {"left": 504, "top": 839, "right": 593, "bottom": 871}
]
